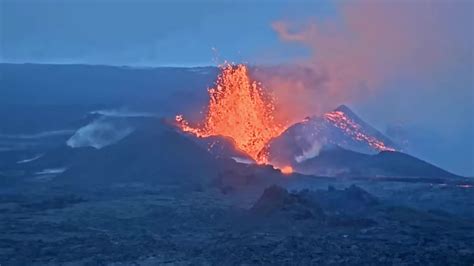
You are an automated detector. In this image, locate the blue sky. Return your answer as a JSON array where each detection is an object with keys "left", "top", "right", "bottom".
[{"left": 1, "top": 0, "right": 335, "bottom": 66}]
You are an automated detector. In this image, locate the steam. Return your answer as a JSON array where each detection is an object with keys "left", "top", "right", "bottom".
[
  {"left": 67, "top": 117, "right": 134, "bottom": 149},
  {"left": 68, "top": 108, "right": 157, "bottom": 149},
  {"left": 257, "top": 0, "right": 472, "bottom": 123},
  {"left": 294, "top": 139, "right": 322, "bottom": 163},
  {"left": 90, "top": 109, "right": 156, "bottom": 118}
]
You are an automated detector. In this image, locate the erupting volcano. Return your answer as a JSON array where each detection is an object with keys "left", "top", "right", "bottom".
[
  {"left": 176, "top": 64, "right": 286, "bottom": 164},
  {"left": 265, "top": 104, "right": 400, "bottom": 169}
]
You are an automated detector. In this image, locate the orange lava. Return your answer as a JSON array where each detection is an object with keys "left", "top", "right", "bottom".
[
  {"left": 324, "top": 110, "right": 396, "bottom": 152},
  {"left": 280, "top": 166, "right": 293, "bottom": 175},
  {"left": 176, "top": 64, "right": 286, "bottom": 164}
]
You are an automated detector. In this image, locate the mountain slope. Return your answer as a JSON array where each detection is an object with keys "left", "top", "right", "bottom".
[
  {"left": 57, "top": 120, "right": 235, "bottom": 185},
  {"left": 296, "top": 147, "right": 460, "bottom": 178},
  {"left": 267, "top": 105, "right": 399, "bottom": 167},
  {"left": 265, "top": 105, "right": 460, "bottom": 178}
]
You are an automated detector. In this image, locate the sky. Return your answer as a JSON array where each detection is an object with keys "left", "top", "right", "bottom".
[
  {"left": 0, "top": 0, "right": 335, "bottom": 66},
  {"left": 1, "top": 0, "right": 473, "bottom": 175}
]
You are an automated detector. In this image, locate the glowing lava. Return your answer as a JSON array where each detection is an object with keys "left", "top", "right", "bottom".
[
  {"left": 280, "top": 166, "right": 293, "bottom": 175},
  {"left": 176, "top": 64, "right": 286, "bottom": 164},
  {"left": 324, "top": 110, "right": 396, "bottom": 152}
]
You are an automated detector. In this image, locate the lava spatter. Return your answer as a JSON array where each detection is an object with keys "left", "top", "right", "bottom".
[{"left": 176, "top": 64, "right": 286, "bottom": 164}]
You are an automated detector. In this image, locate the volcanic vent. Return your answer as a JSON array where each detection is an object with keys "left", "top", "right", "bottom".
[{"left": 176, "top": 64, "right": 287, "bottom": 164}]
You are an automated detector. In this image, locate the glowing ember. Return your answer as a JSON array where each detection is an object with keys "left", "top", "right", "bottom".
[
  {"left": 324, "top": 110, "right": 396, "bottom": 152},
  {"left": 280, "top": 166, "right": 293, "bottom": 175},
  {"left": 176, "top": 64, "right": 285, "bottom": 164}
]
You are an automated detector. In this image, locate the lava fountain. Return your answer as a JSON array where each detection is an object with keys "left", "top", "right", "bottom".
[{"left": 175, "top": 64, "right": 286, "bottom": 164}]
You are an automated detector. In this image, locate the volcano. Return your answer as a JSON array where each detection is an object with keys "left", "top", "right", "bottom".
[
  {"left": 266, "top": 105, "right": 399, "bottom": 167},
  {"left": 172, "top": 64, "right": 457, "bottom": 178},
  {"left": 264, "top": 105, "right": 460, "bottom": 178}
]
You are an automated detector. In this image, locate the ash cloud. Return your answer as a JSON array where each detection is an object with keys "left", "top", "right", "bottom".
[{"left": 256, "top": 0, "right": 473, "bottom": 125}]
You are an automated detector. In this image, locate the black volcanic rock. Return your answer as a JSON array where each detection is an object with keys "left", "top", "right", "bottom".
[
  {"left": 309, "top": 185, "right": 379, "bottom": 214},
  {"left": 251, "top": 185, "right": 292, "bottom": 215},
  {"left": 30, "top": 145, "right": 96, "bottom": 170},
  {"left": 251, "top": 185, "right": 325, "bottom": 220},
  {"left": 190, "top": 134, "right": 254, "bottom": 162},
  {"left": 296, "top": 146, "right": 460, "bottom": 178},
  {"left": 57, "top": 120, "right": 236, "bottom": 186},
  {"left": 251, "top": 184, "right": 380, "bottom": 224}
]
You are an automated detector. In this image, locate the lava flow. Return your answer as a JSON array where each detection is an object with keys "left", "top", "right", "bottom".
[
  {"left": 175, "top": 64, "right": 286, "bottom": 164},
  {"left": 280, "top": 166, "right": 294, "bottom": 175},
  {"left": 324, "top": 110, "right": 396, "bottom": 152}
]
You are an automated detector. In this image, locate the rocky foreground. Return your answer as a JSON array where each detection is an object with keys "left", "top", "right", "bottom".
[{"left": 0, "top": 175, "right": 473, "bottom": 265}]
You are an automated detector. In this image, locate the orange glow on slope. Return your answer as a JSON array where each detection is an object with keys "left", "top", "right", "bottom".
[
  {"left": 176, "top": 64, "right": 286, "bottom": 164},
  {"left": 324, "top": 110, "right": 396, "bottom": 152},
  {"left": 280, "top": 166, "right": 293, "bottom": 175}
]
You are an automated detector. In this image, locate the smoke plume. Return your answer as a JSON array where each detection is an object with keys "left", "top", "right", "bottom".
[{"left": 255, "top": 0, "right": 472, "bottom": 124}]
